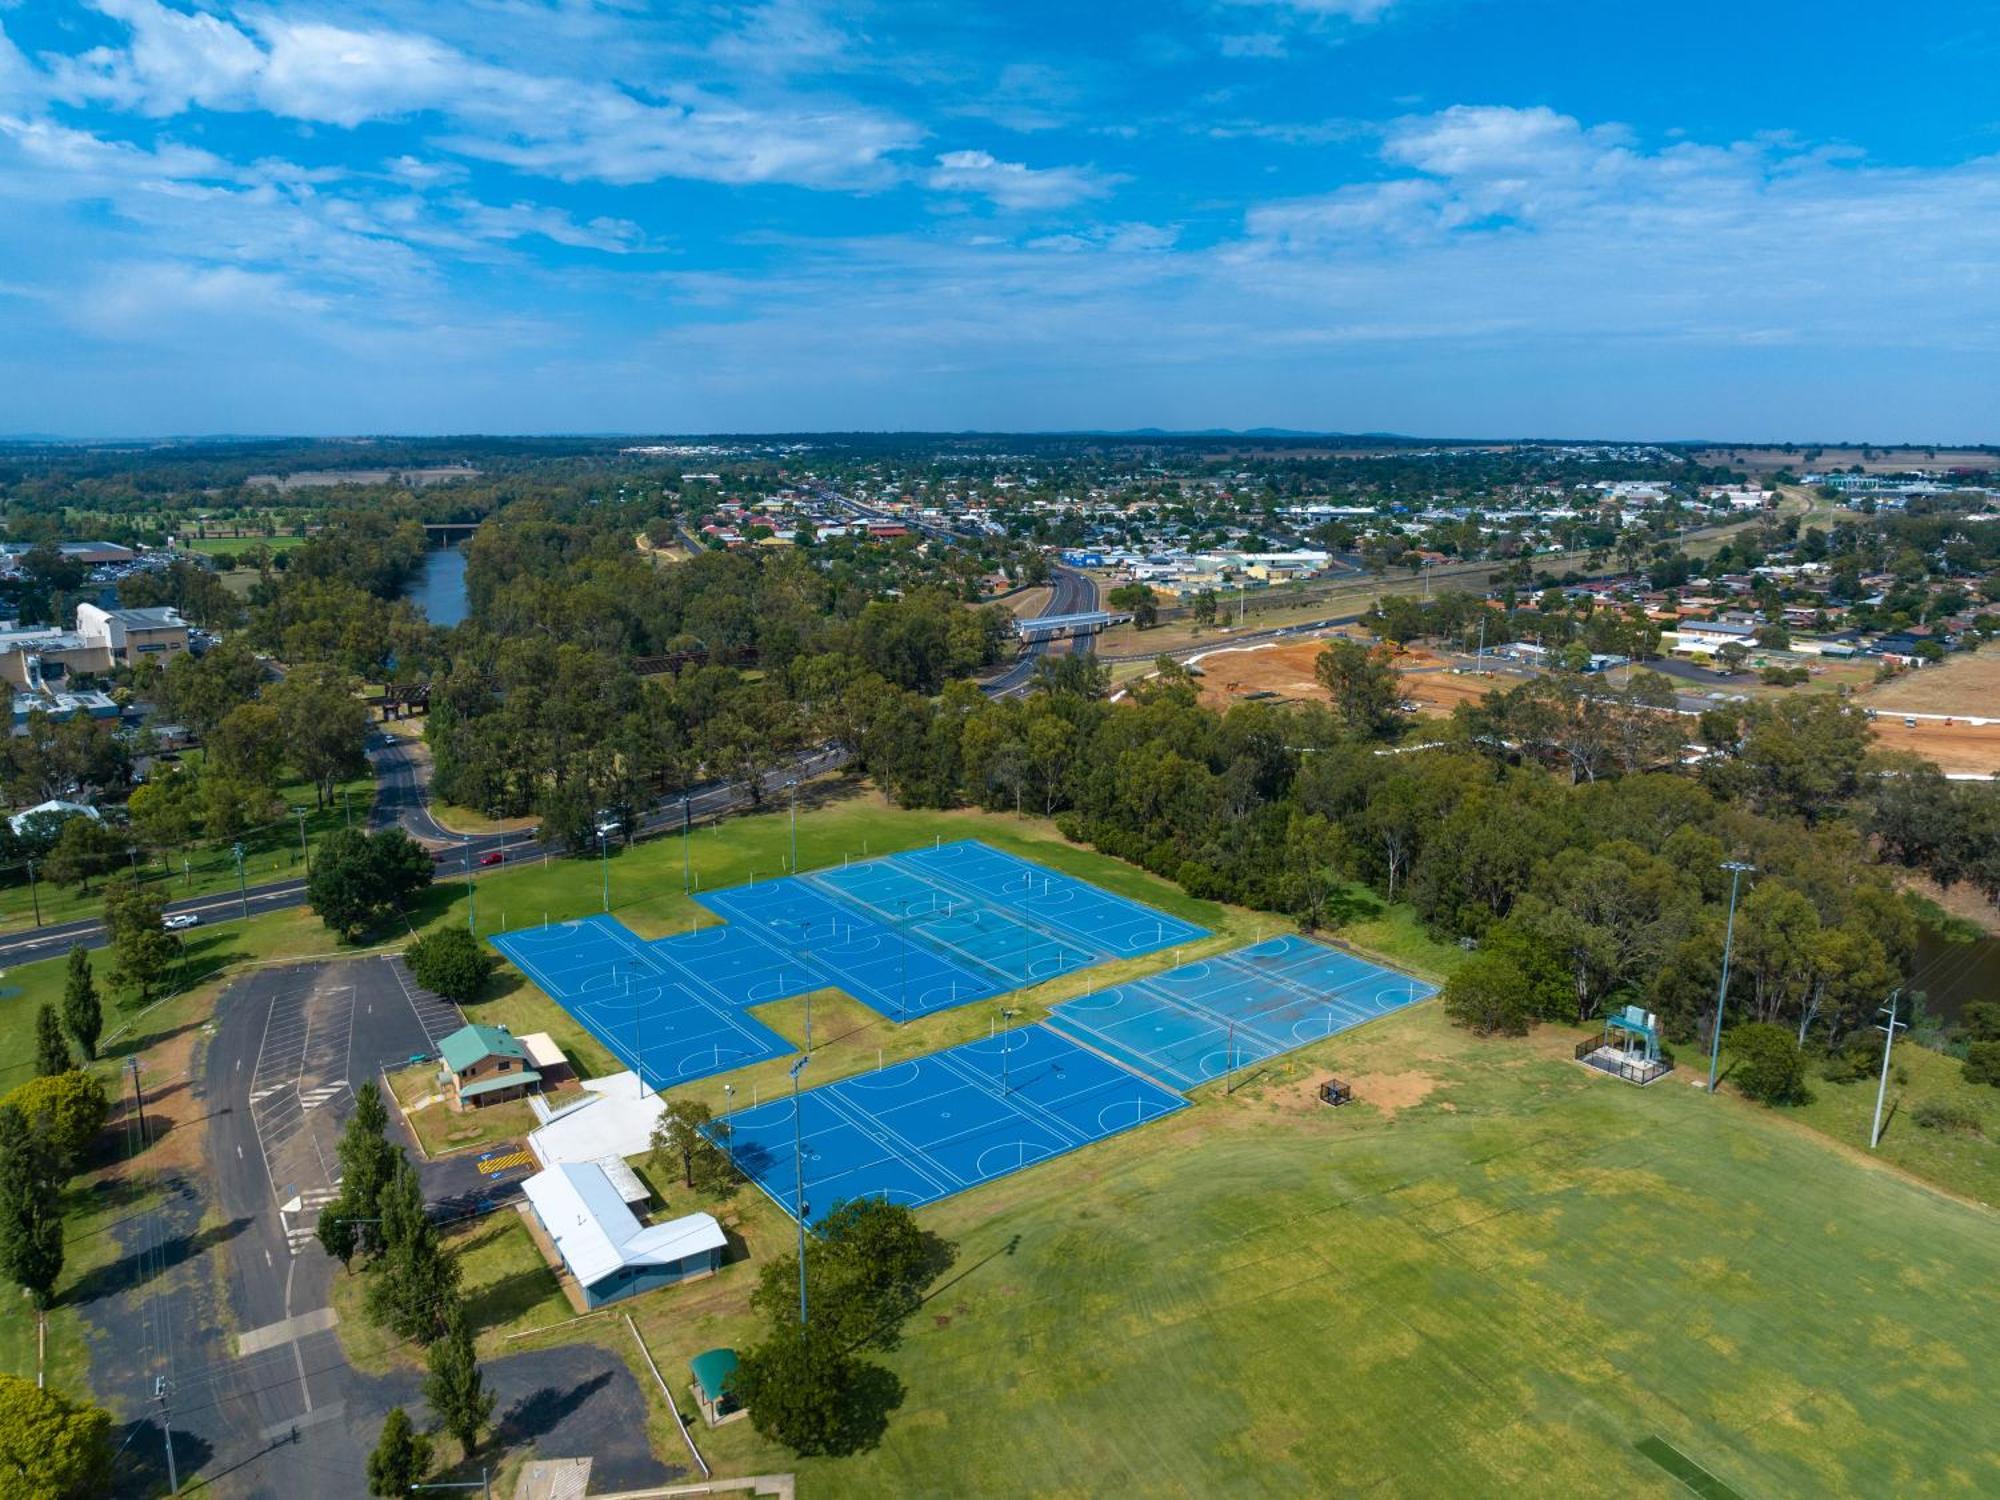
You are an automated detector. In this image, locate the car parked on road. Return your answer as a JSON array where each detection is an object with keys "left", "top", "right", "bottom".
[{"left": 165, "top": 912, "right": 201, "bottom": 931}]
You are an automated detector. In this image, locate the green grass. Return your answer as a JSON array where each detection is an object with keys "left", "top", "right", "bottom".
[
  {"left": 0, "top": 758, "right": 377, "bottom": 936},
  {"left": 1782, "top": 1037, "right": 2000, "bottom": 1207},
  {"left": 384, "top": 1062, "right": 537, "bottom": 1158},
  {"left": 329, "top": 1211, "right": 570, "bottom": 1375},
  {"left": 651, "top": 1007, "right": 2000, "bottom": 1497},
  {"left": 179, "top": 534, "right": 311, "bottom": 558}
]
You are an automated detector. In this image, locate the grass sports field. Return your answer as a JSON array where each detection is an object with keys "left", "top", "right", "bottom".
[
  {"left": 0, "top": 785, "right": 1993, "bottom": 1494},
  {"left": 669, "top": 1006, "right": 2000, "bottom": 1497}
]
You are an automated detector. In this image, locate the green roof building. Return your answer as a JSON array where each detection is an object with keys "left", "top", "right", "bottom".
[{"left": 438, "top": 1022, "right": 539, "bottom": 1111}]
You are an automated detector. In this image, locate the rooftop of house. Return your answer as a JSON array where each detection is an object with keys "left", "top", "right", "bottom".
[{"left": 439, "top": 1022, "right": 528, "bottom": 1073}]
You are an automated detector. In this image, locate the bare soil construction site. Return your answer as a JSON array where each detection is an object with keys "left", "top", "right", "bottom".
[{"left": 1188, "top": 634, "right": 2000, "bottom": 776}]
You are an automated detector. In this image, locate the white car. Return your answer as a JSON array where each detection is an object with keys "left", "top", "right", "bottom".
[{"left": 164, "top": 913, "right": 201, "bottom": 931}]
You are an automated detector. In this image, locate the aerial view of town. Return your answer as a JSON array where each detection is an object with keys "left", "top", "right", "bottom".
[{"left": 0, "top": 3, "right": 1996, "bottom": 1498}]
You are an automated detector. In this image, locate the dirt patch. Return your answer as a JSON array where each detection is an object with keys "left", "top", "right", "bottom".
[
  {"left": 1345, "top": 1070, "right": 1442, "bottom": 1121},
  {"left": 1190, "top": 636, "right": 1497, "bottom": 720},
  {"left": 1857, "top": 646, "right": 2000, "bottom": 715},
  {"left": 1867, "top": 716, "right": 2000, "bottom": 776}
]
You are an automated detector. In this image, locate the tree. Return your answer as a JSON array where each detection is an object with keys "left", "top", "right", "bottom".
[
  {"left": 649, "top": 1099, "right": 737, "bottom": 1193},
  {"left": 39, "top": 817, "right": 124, "bottom": 896},
  {"left": 1107, "top": 582, "right": 1158, "bottom": 630},
  {"left": 267, "top": 664, "right": 371, "bottom": 808},
  {"left": 1730, "top": 1023, "right": 1810, "bottom": 1105},
  {"left": 0, "top": 1105, "right": 65, "bottom": 1309},
  {"left": 732, "top": 1322, "right": 893, "bottom": 1458},
  {"left": 59, "top": 948, "right": 100, "bottom": 1063},
  {"left": 365, "top": 1152, "right": 461, "bottom": 1343},
  {"left": 750, "top": 1199, "right": 952, "bottom": 1352},
  {"left": 424, "top": 1300, "right": 494, "bottom": 1460},
  {"left": 307, "top": 828, "right": 434, "bottom": 941},
  {"left": 331, "top": 1081, "right": 397, "bottom": 1260},
  {"left": 101, "top": 877, "right": 177, "bottom": 1002},
  {"left": 3, "top": 1072, "right": 109, "bottom": 1174},
  {"left": 1441, "top": 953, "right": 1536, "bottom": 1036},
  {"left": 33, "top": 1007, "right": 69, "bottom": 1078},
  {"left": 1314, "top": 640, "right": 1400, "bottom": 738},
  {"left": 404, "top": 926, "right": 497, "bottom": 1004},
  {"left": 0, "top": 1373, "right": 114, "bottom": 1499},
  {"left": 366, "top": 1406, "right": 432, "bottom": 1497}
]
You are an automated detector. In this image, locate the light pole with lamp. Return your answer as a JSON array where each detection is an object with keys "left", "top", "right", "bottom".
[
  {"left": 232, "top": 841, "right": 248, "bottom": 920},
  {"left": 999, "top": 1007, "right": 1019, "bottom": 1094},
  {"left": 294, "top": 807, "right": 310, "bottom": 874},
  {"left": 789, "top": 1054, "right": 811, "bottom": 1327},
  {"left": 599, "top": 829, "right": 610, "bottom": 913},
  {"left": 787, "top": 778, "right": 799, "bottom": 874},
  {"left": 1707, "top": 860, "right": 1755, "bottom": 1094}
]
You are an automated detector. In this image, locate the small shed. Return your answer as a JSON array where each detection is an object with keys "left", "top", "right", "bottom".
[
  {"left": 690, "top": 1348, "right": 745, "bottom": 1427},
  {"left": 517, "top": 1031, "right": 573, "bottom": 1087}
]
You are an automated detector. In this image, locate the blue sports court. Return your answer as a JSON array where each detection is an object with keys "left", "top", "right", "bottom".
[
  {"left": 490, "top": 839, "right": 1207, "bottom": 1090},
  {"left": 716, "top": 1023, "right": 1187, "bottom": 1227},
  {"left": 720, "top": 932, "right": 1437, "bottom": 1226},
  {"left": 492, "top": 914, "right": 796, "bottom": 1087},
  {"left": 1045, "top": 933, "right": 1437, "bottom": 1090}
]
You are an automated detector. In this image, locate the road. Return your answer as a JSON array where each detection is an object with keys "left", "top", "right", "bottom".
[
  {"left": 985, "top": 564, "right": 1099, "bottom": 697},
  {"left": 0, "top": 741, "right": 848, "bottom": 968}
]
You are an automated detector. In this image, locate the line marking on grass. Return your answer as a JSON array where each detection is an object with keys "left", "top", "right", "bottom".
[{"left": 1635, "top": 1436, "right": 1748, "bottom": 1500}]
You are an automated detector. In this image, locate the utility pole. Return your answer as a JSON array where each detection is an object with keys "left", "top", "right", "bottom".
[
  {"left": 232, "top": 841, "right": 248, "bottom": 920},
  {"left": 25, "top": 858, "right": 39, "bottom": 927},
  {"left": 342, "top": 787, "right": 352, "bottom": 829},
  {"left": 294, "top": 808, "right": 310, "bottom": 875},
  {"left": 155, "top": 1377, "right": 178, "bottom": 1495},
  {"left": 1707, "top": 860, "right": 1754, "bottom": 1094},
  {"left": 1475, "top": 613, "right": 1486, "bottom": 675},
  {"left": 1869, "top": 992, "right": 1907, "bottom": 1150},
  {"left": 790, "top": 1055, "right": 811, "bottom": 1328}
]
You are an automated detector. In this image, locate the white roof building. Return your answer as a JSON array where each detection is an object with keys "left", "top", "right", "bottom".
[{"left": 520, "top": 1160, "right": 725, "bottom": 1308}]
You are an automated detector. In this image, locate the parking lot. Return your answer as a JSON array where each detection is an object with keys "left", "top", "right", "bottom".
[{"left": 235, "top": 956, "right": 474, "bottom": 1254}]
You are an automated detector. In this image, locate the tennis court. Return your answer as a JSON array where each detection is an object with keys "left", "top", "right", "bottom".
[
  {"left": 717, "top": 1022, "right": 1188, "bottom": 1226},
  {"left": 1045, "top": 933, "right": 1436, "bottom": 1090},
  {"left": 492, "top": 915, "right": 794, "bottom": 1091}
]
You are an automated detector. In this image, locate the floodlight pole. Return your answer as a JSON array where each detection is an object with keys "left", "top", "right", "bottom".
[
  {"left": 600, "top": 831, "right": 610, "bottom": 913},
  {"left": 410, "top": 1470, "right": 490, "bottom": 1499},
  {"left": 1706, "top": 861, "right": 1754, "bottom": 1094},
  {"left": 155, "top": 1377, "right": 178, "bottom": 1495},
  {"left": 1000, "top": 1008, "right": 1019, "bottom": 1094},
  {"left": 787, "top": 779, "right": 798, "bottom": 874},
  {"left": 682, "top": 795, "right": 692, "bottom": 892},
  {"left": 790, "top": 1055, "right": 811, "bottom": 1328},
  {"left": 1869, "top": 992, "right": 1906, "bottom": 1150}
]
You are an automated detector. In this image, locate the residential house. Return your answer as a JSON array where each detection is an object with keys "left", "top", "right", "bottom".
[{"left": 439, "top": 1022, "right": 541, "bottom": 1111}]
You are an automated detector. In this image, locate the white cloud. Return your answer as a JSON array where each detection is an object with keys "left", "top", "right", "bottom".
[
  {"left": 1232, "top": 0, "right": 1399, "bottom": 22},
  {"left": 47, "top": 0, "right": 919, "bottom": 191},
  {"left": 927, "top": 149, "right": 1116, "bottom": 210}
]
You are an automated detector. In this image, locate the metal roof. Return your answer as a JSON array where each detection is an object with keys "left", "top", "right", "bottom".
[
  {"left": 439, "top": 1022, "right": 527, "bottom": 1072},
  {"left": 457, "top": 1068, "right": 540, "bottom": 1100},
  {"left": 521, "top": 1161, "right": 725, "bottom": 1289}
]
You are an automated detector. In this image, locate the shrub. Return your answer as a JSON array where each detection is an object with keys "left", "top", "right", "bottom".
[
  {"left": 1730, "top": 1022, "right": 1811, "bottom": 1105},
  {"left": 1911, "top": 1099, "right": 1984, "bottom": 1136},
  {"left": 1963, "top": 1041, "right": 2000, "bottom": 1089},
  {"left": 404, "top": 926, "right": 498, "bottom": 1004},
  {"left": 1820, "top": 1035, "right": 1879, "bottom": 1083},
  {"left": 1440, "top": 954, "right": 1534, "bottom": 1037}
]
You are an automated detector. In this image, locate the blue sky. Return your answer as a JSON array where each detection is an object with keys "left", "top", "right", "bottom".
[{"left": 2, "top": 0, "right": 1997, "bottom": 439}]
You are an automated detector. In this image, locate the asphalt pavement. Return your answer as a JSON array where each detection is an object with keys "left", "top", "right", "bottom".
[{"left": 170, "top": 956, "right": 672, "bottom": 1496}]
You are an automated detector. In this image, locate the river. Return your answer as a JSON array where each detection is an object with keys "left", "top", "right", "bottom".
[
  {"left": 1911, "top": 925, "right": 1999, "bottom": 1028},
  {"left": 406, "top": 545, "right": 469, "bottom": 627}
]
